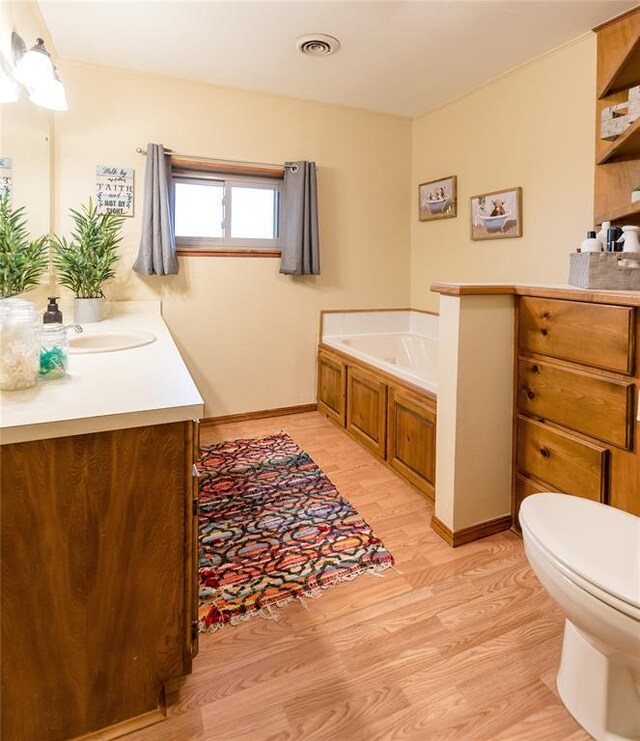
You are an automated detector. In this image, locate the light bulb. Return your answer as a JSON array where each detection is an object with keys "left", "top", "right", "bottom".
[
  {"left": 29, "top": 75, "right": 68, "bottom": 111},
  {"left": 13, "top": 38, "right": 54, "bottom": 91}
]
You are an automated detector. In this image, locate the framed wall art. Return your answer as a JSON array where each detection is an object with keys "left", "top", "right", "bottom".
[
  {"left": 418, "top": 175, "right": 457, "bottom": 221},
  {"left": 470, "top": 186, "right": 522, "bottom": 240}
]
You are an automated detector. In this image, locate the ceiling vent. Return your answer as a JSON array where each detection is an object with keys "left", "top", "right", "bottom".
[{"left": 296, "top": 34, "right": 340, "bottom": 57}]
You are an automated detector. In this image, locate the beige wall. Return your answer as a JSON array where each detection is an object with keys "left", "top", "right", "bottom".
[
  {"left": 411, "top": 36, "right": 596, "bottom": 311},
  {"left": 54, "top": 61, "right": 412, "bottom": 415}
]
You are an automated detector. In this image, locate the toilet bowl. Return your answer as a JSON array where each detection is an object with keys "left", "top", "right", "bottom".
[{"left": 520, "top": 493, "right": 640, "bottom": 741}]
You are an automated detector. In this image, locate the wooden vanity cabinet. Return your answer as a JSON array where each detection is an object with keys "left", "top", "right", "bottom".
[
  {"left": 514, "top": 295, "right": 639, "bottom": 526},
  {"left": 0, "top": 420, "right": 200, "bottom": 741}
]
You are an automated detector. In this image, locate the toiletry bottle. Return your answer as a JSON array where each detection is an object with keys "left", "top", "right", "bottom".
[
  {"left": 581, "top": 231, "right": 601, "bottom": 253},
  {"left": 596, "top": 221, "right": 610, "bottom": 251},
  {"left": 43, "top": 297, "right": 63, "bottom": 324},
  {"left": 607, "top": 226, "right": 623, "bottom": 252}
]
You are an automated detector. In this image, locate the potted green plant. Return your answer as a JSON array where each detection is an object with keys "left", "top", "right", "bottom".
[
  {"left": 0, "top": 194, "right": 49, "bottom": 299},
  {"left": 52, "top": 199, "right": 124, "bottom": 323}
]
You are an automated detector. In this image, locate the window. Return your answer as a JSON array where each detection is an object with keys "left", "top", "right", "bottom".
[{"left": 173, "top": 169, "right": 282, "bottom": 254}]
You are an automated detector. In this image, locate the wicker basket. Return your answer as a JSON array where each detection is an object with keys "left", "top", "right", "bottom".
[{"left": 569, "top": 252, "right": 640, "bottom": 290}]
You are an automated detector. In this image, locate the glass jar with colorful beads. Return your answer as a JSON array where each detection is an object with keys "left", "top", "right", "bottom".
[{"left": 39, "top": 324, "right": 68, "bottom": 380}]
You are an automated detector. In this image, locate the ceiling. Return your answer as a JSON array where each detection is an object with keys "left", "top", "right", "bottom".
[{"left": 38, "top": 0, "right": 637, "bottom": 117}]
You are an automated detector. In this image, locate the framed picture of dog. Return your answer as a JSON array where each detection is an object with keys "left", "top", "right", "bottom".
[
  {"left": 470, "top": 187, "right": 523, "bottom": 240},
  {"left": 419, "top": 175, "right": 457, "bottom": 221}
]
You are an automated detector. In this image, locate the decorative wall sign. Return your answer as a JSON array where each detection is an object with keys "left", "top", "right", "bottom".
[
  {"left": 419, "top": 175, "right": 457, "bottom": 221},
  {"left": 96, "top": 165, "right": 134, "bottom": 216},
  {"left": 470, "top": 186, "right": 523, "bottom": 240},
  {"left": 0, "top": 157, "right": 12, "bottom": 203}
]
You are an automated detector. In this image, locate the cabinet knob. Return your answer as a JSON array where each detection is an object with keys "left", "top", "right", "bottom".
[
  {"left": 540, "top": 328, "right": 548, "bottom": 337},
  {"left": 531, "top": 364, "right": 540, "bottom": 374},
  {"left": 526, "top": 389, "right": 535, "bottom": 400},
  {"left": 542, "top": 312, "right": 551, "bottom": 320},
  {"left": 540, "top": 447, "right": 551, "bottom": 459}
]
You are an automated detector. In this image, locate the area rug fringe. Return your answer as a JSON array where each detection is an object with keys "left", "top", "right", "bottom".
[{"left": 198, "top": 560, "right": 392, "bottom": 633}]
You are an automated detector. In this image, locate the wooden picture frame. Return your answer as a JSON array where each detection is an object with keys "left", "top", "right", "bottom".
[
  {"left": 470, "top": 186, "right": 522, "bottom": 240},
  {"left": 419, "top": 175, "right": 457, "bottom": 221}
]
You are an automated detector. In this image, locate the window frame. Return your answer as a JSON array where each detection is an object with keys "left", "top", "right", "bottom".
[{"left": 172, "top": 169, "right": 283, "bottom": 256}]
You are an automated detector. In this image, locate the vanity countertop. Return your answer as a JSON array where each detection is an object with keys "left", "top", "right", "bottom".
[{"left": 0, "top": 308, "right": 204, "bottom": 445}]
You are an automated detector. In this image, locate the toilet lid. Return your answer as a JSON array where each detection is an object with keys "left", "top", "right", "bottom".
[{"left": 520, "top": 493, "right": 640, "bottom": 611}]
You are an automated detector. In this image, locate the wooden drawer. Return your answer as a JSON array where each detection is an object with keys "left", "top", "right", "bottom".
[
  {"left": 387, "top": 386, "right": 436, "bottom": 500},
  {"left": 346, "top": 365, "right": 387, "bottom": 458},
  {"left": 317, "top": 351, "right": 346, "bottom": 427},
  {"left": 516, "top": 416, "right": 608, "bottom": 503},
  {"left": 519, "top": 296, "right": 634, "bottom": 374},
  {"left": 513, "top": 474, "right": 553, "bottom": 531},
  {"left": 518, "top": 357, "right": 634, "bottom": 449}
]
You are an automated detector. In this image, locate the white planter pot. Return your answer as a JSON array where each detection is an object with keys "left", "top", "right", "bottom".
[{"left": 73, "top": 297, "right": 104, "bottom": 324}]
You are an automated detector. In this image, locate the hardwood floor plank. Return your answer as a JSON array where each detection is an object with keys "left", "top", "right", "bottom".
[{"left": 123, "top": 412, "right": 583, "bottom": 741}]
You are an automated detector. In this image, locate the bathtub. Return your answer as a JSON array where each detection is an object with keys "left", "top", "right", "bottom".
[{"left": 320, "top": 310, "right": 438, "bottom": 395}]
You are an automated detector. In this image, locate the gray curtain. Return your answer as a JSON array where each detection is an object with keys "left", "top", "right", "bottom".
[
  {"left": 133, "top": 143, "right": 179, "bottom": 276},
  {"left": 279, "top": 161, "right": 320, "bottom": 276}
]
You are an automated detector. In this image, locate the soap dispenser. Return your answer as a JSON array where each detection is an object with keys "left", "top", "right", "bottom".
[
  {"left": 43, "top": 297, "right": 63, "bottom": 324},
  {"left": 581, "top": 231, "right": 601, "bottom": 253}
]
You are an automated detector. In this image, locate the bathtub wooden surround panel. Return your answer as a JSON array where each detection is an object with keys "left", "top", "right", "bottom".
[
  {"left": 346, "top": 366, "right": 388, "bottom": 458},
  {"left": 0, "top": 421, "right": 200, "bottom": 741},
  {"left": 317, "top": 345, "right": 437, "bottom": 499},
  {"left": 388, "top": 387, "right": 437, "bottom": 499},
  {"left": 317, "top": 351, "right": 346, "bottom": 426}
]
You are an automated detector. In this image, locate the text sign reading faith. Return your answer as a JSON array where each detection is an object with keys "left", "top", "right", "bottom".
[
  {"left": 0, "top": 157, "right": 12, "bottom": 204},
  {"left": 96, "top": 165, "right": 134, "bottom": 216}
]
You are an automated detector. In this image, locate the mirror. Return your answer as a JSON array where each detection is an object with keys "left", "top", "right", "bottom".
[{"left": 0, "top": 1, "right": 53, "bottom": 302}]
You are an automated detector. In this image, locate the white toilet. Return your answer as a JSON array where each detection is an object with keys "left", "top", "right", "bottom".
[{"left": 520, "top": 493, "right": 640, "bottom": 741}]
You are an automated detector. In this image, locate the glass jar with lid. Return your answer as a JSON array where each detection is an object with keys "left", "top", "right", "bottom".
[
  {"left": 39, "top": 324, "right": 69, "bottom": 379},
  {"left": 0, "top": 301, "right": 40, "bottom": 391}
]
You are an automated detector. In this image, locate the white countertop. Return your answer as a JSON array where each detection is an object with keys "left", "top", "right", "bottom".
[{"left": 0, "top": 306, "right": 204, "bottom": 444}]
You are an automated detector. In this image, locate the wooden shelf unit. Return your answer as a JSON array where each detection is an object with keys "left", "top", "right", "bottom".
[{"left": 594, "top": 7, "right": 640, "bottom": 227}]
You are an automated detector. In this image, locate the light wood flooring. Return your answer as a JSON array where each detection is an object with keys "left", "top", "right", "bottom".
[{"left": 129, "top": 411, "right": 589, "bottom": 741}]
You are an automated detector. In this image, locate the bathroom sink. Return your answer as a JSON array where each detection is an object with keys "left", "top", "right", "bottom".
[{"left": 69, "top": 331, "right": 157, "bottom": 354}]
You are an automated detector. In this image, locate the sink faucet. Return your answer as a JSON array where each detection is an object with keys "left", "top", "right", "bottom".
[{"left": 64, "top": 324, "right": 83, "bottom": 334}]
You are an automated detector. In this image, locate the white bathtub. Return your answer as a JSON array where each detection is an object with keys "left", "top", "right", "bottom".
[{"left": 325, "top": 332, "right": 437, "bottom": 394}]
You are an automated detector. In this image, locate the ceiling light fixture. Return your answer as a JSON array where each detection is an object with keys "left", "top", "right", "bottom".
[
  {"left": 11, "top": 31, "right": 68, "bottom": 111},
  {"left": 295, "top": 34, "right": 341, "bottom": 57},
  {"left": 0, "top": 67, "right": 19, "bottom": 103}
]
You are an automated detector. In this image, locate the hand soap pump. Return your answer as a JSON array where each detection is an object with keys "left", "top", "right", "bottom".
[
  {"left": 43, "top": 297, "right": 63, "bottom": 324},
  {"left": 581, "top": 231, "right": 601, "bottom": 253}
]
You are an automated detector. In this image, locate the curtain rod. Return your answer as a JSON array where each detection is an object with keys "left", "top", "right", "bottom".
[{"left": 135, "top": 147, "right": 298, "bottom": 171}]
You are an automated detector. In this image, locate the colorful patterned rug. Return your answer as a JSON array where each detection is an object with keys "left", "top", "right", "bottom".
[{"left": 198, "top": 432, "right": 394, "bottom": 631}]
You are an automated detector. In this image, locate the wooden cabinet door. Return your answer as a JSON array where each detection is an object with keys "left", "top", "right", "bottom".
[
  {"left": 387, "top": 387, "right": 436, "bottom": 500},
  {"left": 189, "top": 419, "right": 201, "bottom": 660},
  {"left": 0, "top": 422, "right": 192, "bottom": 740},
  {"left": 317, "top": 351, "right": 346, "bottom": 427},
  {"left": 346, "top": 365, "right": 387, "bottom": 458}
]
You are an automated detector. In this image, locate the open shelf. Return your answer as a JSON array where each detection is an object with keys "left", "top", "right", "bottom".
[
  {"left": 599, "top": 37, "right": 640, "bottom": 99},
  {"left": 595, "top": 199, "right": 640, "bottom": 226},
  {"left": 597, "top": 116, "right": 640, "bottom": 164}
]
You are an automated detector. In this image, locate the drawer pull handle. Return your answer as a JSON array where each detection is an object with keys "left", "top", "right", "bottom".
[
  {"left": 526, "top": 389, "right": 535, "bottom": 400},
  {"left": 542, "top": 312, "right": 551, "bottom": 320},
  {"left": 540, "top": 328, "right": 548, "bottom": 336},
  {"left": 540, "top": 447, "right": 551, "bottom": 459},
  {"left": 531, "top": 364, "right": 540, "bottom": 374}
]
